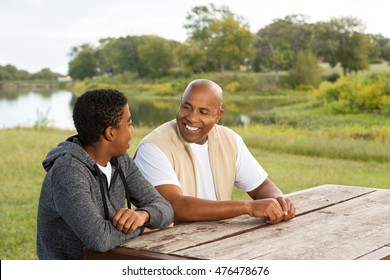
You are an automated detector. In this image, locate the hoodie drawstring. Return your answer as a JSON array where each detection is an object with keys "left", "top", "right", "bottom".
[
  {"left": 94, "top": 162, "right": 131, "bottom": 221},
  {"left": 94, "top": 164, "right": 110, "bottom": 220},
  {"left": 118, "top": 166, "right": 132, "bottom": 209}
]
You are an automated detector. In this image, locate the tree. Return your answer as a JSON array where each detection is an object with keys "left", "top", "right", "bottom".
[
  {"left": 312, "top": 21, "right": 339, "bottom": 66},
  {"left": 368, "top": 34, "right": 390, "bottom": 62},
  {"left": 253, "top": 14, "right": 313, "bottom": 83},
  {"left": 184, "top": 4, "right": 253, "bottom": 72},
  {"left": 253, "top": 31, "right": 292, "bottom": 83},
  {"left": 341, "top": 32, "right": 370, "bottom": 73},
  {"left": 0, "top": 64, "right": 30, "bottom": 80},
  {"left": 32, "top": 68, "right": 59, "bottom": 80},
  {"left": 289, "top": 50, "right": 322, "bottom": 88},
  {"left": 175, "top": 42, "right": 207, "bottom": 74},
  {"left": 314, "top": 17, "right": 371, "bottom": 75},
  {"left": 137, "top": 37, "right": 174, "bottom": 77},
  {"left": 184, "top": 4, "right": 220, "bottom": 50},
  {"left": 97, "top": 36, "right": 150, "bottom": 76},
  {"left": 209, "top": 16, "right": 254, "bottom": 71},
  {"left": 0, "top": 66, "right": 12, "bottom": 80},
  {"left": 383, "top": 41, "right": 390, "bottom": 62},
  {"left": 68, "top": 45, "right": 98, "bottom": 80}
]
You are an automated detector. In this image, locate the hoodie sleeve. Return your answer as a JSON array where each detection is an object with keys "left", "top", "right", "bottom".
[
  {"left": 120, "top": 156, "right": 174, "bottom": 229},
  {"left": 50, "top": 164, "right": 142, "bottom": 253}
]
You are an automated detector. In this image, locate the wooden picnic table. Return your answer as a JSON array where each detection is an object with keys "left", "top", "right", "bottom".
[{"left": 84, "top": 184, "right": 390, "bottom": 260}]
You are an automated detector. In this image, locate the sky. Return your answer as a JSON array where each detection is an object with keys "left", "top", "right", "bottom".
[{"left": 1, "top": 0, "right": 389, "bottom": 75}]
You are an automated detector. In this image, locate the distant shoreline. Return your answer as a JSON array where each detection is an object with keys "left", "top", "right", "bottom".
[{"left": 0, "top": 81, "right": 66, "bottom": 91}]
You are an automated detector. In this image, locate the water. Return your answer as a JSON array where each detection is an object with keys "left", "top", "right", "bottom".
[
  {"left": 0, "top": 90, "right": 306, "bottom": 130},
  {"left": 0, "top": 90, "right": 75, "bottom": 130}
]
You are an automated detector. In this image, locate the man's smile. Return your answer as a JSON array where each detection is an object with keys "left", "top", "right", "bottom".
[{"left": 184, "top": 123, "right": 200, "bottom": 133}]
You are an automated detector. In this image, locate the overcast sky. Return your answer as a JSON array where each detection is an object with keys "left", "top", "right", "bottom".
[{"left": 1, "top": 0, "right": 389, "bottom": 75}]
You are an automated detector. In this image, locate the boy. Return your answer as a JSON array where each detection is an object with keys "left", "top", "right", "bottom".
[{"left": 37, "top": 89, "right": 173, "bottom": 259}]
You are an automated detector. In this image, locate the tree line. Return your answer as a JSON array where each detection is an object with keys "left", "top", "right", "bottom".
[
  {"left": 67, "top": 4, "right": 390, "bottom": 86},
  {"left": 2, "top": 4, "right": 390, "bottom": 86},
  {"left": 0, "top": 65, "right": 61, "bottom": 81}
]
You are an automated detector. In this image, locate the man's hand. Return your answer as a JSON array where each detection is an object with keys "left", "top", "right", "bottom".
[
  {"left": 275, "top": 196, "right": 296, "bottom": 221},
  {"left": 248, "top": 198, "right": 295, "bottom": 224},
  {"left": 112, "top": 208, "right": 149, "bottom": 234}
]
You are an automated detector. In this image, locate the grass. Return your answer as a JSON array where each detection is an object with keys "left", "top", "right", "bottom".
[
  {"left": 320, "top": 61, "right": 390, "bottom": 77},
  {"left": 235, "top": 123, "right": 390, "bottom": 163},
  {"left": 0, "top": 128, "right": 72, "bottom": 260},
  {"left": 1, "top": 122, "right": 389, "bottom": 259},
  {"left": 2, "top": 68, "right": 390, "bottom": 259}
]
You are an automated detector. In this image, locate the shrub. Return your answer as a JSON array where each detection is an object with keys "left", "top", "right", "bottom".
[
  {"left": 289, "top": 50, "right": 322, "bottom": 88},
  {"left": 315, "top": 73, "right": 390, "bottom": 115}
]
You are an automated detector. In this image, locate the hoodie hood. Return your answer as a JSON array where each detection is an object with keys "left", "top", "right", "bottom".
[{"left": 42, "top": 135, "right": 96, "bottom": 172}]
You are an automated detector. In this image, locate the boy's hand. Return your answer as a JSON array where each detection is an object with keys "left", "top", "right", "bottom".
[{"left": 112, "top": 208, "right": 149, "bottom": 234}]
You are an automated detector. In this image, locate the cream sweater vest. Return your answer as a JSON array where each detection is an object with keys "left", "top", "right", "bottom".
[{"left": 136, "top": 119, "right": 238, "bottom": 200}]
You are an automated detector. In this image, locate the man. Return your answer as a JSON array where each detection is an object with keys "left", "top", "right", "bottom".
[
  {"left": 134, "top": 79, "right": 295, "bottom": 223},
  {"left": 37, "top": 89, "right": 173, "bottom": 259}
]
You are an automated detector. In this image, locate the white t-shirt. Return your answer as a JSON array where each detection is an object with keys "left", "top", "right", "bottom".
[
  {"left": 97, "top": 161, "right": 112, "bottom": 189},
  {"left": 134, "top": 130, "right": 268, "bottom": 200}
]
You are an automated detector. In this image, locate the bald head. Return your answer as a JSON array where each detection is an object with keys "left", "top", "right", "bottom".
[
  {"left": 182, "top": 79, "right": 223, "bottom": 109},
  {"left": 177, "top": 79, "right": 224, "bottom": 144}
]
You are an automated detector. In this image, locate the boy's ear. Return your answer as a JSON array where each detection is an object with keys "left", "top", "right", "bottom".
[{"left": 103, "top": 126, "right": 115, "bottom": 142}]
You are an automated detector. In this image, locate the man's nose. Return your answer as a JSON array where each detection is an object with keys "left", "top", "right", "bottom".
[{"left": 186, "top": 110, "right": 199, "bottom": 122}]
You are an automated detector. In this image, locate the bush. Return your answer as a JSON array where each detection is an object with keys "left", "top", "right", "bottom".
[
  {"left": 289, "top": 51, "right": 322, "bottom": 88},
  {"left": 324, "top": 72, "right": 340, "bottom": 83},
  {"left": 315, "top": 73, "right": 390, "bottom": 115}
]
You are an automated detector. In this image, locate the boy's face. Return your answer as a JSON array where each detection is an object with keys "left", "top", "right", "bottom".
[{"left": 112, "top": 104, "right": 134, "bottom": 156}]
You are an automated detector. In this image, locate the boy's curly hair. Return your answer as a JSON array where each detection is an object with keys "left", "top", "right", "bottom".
[{"left": 73, "top": 89, "right": 128, "bottom": 146}]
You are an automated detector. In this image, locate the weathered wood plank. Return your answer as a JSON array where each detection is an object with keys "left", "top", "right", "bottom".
[
  {"left": 288, "top": 184, "right": 376, "bottom": 215},
  {"left": 120, "top": 184, "right": 375, "bottom": 255},
  {"left": 356, "top": 245, "right": 390, "bottom": 260},
  {"left": 84, "top": 247, "right": 194, "bottom": 260},
  {"left": 121, "top": 215, "right": 267, "bottom": 253},
  {"left": 175, "top": 189, "right": 390, "bottom": 259}
]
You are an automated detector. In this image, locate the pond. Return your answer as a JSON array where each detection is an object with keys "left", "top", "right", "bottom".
[
  {"left": 0, "top": 89, "right": 307, "bottom": 130},
  {"left": 0, "top": 90, "right": 75, "bottom": 130}
]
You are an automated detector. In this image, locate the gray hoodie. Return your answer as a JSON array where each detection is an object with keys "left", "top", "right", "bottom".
[{"left": 37, "top": 136, "right": 173, "bottom": 259}]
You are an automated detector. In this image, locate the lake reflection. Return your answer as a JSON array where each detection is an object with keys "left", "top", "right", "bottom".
[
  {"left": 0, "top": 90, "right": 181, "bottom": 130},
  {"left": 0, "top": 90, "right": 306, "bottom": 130},
  {"left": 0, "top": 90, "right": 75, "bottom": 130}
]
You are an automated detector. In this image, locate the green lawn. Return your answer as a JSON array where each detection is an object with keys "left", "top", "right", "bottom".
[
  {"left": 1, "top": 124, "right": 389, "bottom": 259},
  {"left": 2, "top": 65, "right": 390, "bottom": 259}
]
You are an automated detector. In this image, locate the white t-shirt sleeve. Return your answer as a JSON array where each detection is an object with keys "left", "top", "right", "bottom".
[
  {"left": 134, "top": 143, "right": 181, "bottom": 187},
  {"left": 233, "top": 130, "right": 268, "bottom": 193}
]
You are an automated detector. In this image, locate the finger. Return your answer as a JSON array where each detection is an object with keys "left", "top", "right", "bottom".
[
  {"left": 112, "top": 208, "right": 126, "bottom": 227},
  {"left": 265, "top": 208, "right": 278, "bottom": 224},
  {"left": 116, "top": 209, "right": 136, "bottom": 231},
  {"left": 269, "top": 203, "right": 285, "bottom": 224},
  {"left": 287, "top": 201, "right": 296, "bottom": 219},
  {"left": 277, "top": 197, "right": 288, "bottom": 216},
  {"left": 274, "top": 208, "right": 284, "bottom": 223},
  {"left": 122, "top": 216, "right": 140, "bottom": 233},
  {"left": 283, "top": 200, "right": 296, "bottom": 221}
]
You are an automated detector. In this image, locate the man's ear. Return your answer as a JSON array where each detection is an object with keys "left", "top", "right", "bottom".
[
  {"left": 104, "top": 126, "right": 115, "bottom": 142},
  {"left": 216, "top": 108, "right": 224, "bottom": 123}
]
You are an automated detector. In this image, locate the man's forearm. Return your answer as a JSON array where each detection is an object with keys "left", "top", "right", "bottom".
[
  {"left": 250, "top": 178, "right": 284, "bottom": 200},
  {"left": 172, "top": 196, "right": 251, "bottom": 222}
]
